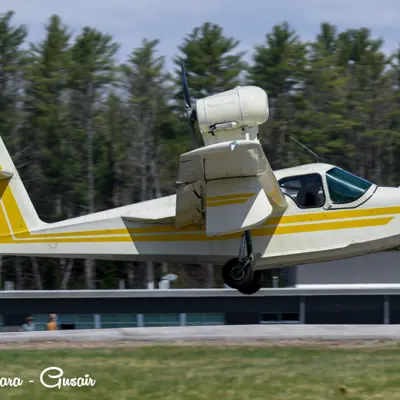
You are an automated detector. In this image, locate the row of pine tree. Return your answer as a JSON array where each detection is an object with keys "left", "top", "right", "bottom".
[{"left": 0, "top": 10, "right": 399, "bottom": 289}]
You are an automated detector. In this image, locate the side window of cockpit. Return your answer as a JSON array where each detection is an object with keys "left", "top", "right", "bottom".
[{"left": 279, "top": 173, "right": 325, "bottom": 208}]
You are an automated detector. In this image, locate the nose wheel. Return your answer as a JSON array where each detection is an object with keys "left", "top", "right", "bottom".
[
  {"left": 222, "top": 230, "right": 263, "bottom": 295},
  {"left": 222, "top": 257, "right": 254, "bottom": 288}
]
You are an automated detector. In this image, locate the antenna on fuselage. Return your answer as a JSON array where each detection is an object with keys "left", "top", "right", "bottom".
[{"left": 289, "top": 136, "right": 319, "bottom": 163}]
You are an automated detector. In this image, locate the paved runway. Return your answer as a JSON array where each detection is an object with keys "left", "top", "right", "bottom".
[{"left": 3, "top": 324, "right": 400, "bottom": 343}]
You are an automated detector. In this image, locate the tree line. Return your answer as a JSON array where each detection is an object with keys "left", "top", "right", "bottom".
[{"left": 0, "top": 10, "right": 399, "bottom": 289}]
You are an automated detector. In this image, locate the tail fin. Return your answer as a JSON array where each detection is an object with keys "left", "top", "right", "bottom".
[{"left": 0, "top": 137, "right": 43, "bottom": 236}]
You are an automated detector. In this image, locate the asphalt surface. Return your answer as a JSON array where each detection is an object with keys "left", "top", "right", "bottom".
[{"left": 4, "top": 325, "right": 400, "bottom": 343}]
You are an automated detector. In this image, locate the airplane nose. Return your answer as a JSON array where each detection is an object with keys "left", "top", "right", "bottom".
[{"left": 370, "top": 186, "right": 400, "bottom": 208}]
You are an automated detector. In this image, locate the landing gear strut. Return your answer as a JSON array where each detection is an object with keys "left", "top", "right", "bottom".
[{"left": 222, "top": 230, "right": 263, "bottom": 295}]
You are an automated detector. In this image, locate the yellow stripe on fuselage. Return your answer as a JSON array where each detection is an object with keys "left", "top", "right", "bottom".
[
  {"left": 0, "top": 181, "right": 397, "bottom": 243},
  {"left": 266, "top": 206, "right": 400, "bottom": 226}
]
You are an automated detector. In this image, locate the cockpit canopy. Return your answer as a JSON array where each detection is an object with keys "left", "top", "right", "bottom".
[
  {"left": 325, "top": 167, "right": 372, "bottom": 204},
  {"left": 278, "top": 166, "right": 373, "bottom": 208}
]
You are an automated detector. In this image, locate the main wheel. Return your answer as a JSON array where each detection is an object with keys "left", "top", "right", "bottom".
[
  {"left": 222, "top": 257, "right": 254, "bottom": 288},
  {"left": 236, "top": 271, "right": 263, "bottom": 295}
]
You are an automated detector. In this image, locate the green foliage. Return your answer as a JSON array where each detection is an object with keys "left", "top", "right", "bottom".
[
  {"left": 172, "top": 22, "right": 247, "bottom": 148},
  {"left": 247, "top": 22, "right": 308, "bottom": 168},
  {"left": 173, "top": 22, "right": 246, "bottom": 99},
  {"left": 22, "top": 14, "right": 72, "bottom": 220},
  {"left": 248, "top": 22, "right": 307, "bottom": 97},
  {"left": 0, "top": 10, "right": 27, "bottom": 158},
  {"left": 69, "top": 27, "right": 119, "bottom": 94}
]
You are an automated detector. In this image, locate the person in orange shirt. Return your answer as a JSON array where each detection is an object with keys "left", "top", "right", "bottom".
[{"left": 46, "top": 313, "right": 57, "bottom": 331}]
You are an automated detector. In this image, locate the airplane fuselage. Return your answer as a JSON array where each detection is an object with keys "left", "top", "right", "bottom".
[{"left": 1, "top": 151, "right": 399, "bottom": 273}]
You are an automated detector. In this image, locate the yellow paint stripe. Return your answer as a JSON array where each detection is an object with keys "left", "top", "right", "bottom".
[
  {"left": 254, "top": 217, "right": 393, "bottom": 236},
  {"left": 267, "top": 205, "right": 400, "bottom": 226},
  {"left": 132, "top": 217, "right": 392, "bottom": 241},
  {"left": 1, "top": 184, "right": 197, "bottom": 237},
  {"left": 0, "top": 203, "right": 11, "bottom": 238},
  {"left": 0, "top": 236, "right": 134, "bottom": 244},
  {"left": 19, "top": 228, "right": 130, "bottom": 238},
  {"left": 0, "top": 165, "right": 13, "bottom": 238},
  {"left": 0, "top": 184, "right": 11, "bottom": 237},
  {"left": 9, "top": 224, "right": 199, "bottom": 238},
  {"left": 0, "top": 216, "right": 391, "bottom": 243},
  {"left": 2, "top": 184, "right": 30, "bottom": 237},
  {"left": 206, "top": 199, "right": 248, "bottom": 207},
  {"left": 0, "top": 163, "right": 30, "bottom": 237},
  {"left": 0, "top": 168, "right": 396, "bottom": 243},
  {"left": 1, "top": 203, "right": 398, "bottom": 240},
  {"left": 206, "top": 193, "right": 255, "bottom": 201}
]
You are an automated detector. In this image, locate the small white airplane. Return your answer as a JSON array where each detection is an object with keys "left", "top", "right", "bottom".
[{"left": 0, "top": 64, "right": 399, "bottom": 295}]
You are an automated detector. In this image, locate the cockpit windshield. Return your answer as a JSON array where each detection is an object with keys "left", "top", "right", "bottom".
[{"left": 325, "top": 167, "right": 373, "bottom": 204}]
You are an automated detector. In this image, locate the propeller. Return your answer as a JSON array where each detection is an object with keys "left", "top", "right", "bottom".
[{"left": 180, "top": 61, "right": 198, "bottom": 149}]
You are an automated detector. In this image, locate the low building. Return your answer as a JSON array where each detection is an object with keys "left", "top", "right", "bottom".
[
  {"left": 288, "top": 251, "right": 400, "bottom": 287},
  {"left": 4, "top": 251, "right": 400, "bottom": 330},
  {"left": 2, "top": 284, "right": 400, "bottom": 330}
]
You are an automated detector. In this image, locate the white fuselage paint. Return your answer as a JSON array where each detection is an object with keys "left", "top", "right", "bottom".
[{"left": 2, "top": 166, "right": 400, "bottom": 272}]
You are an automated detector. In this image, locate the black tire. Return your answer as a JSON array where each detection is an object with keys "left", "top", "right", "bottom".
[
  {"left": 236, "top": 271, "right": 263, "bottom": 295},
  {"left": 222, "top": 257, "right": 253, "bottom": 288}
]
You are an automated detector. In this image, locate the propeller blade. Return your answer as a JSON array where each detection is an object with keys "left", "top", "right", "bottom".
[
  {"left": 180, "top": 61, "right": 191, "bottom": 109},
  {"left": 180, "top": 60, "right": 198, "bottom": 149}
]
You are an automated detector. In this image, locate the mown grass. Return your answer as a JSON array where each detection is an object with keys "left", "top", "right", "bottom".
[{"left": 0, "top": 344, "right": 399, "bottom": 399}]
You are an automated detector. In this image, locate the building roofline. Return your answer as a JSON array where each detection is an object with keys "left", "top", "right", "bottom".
[{"left": 2, "top": 286, "right": 400, "bottom": 299}]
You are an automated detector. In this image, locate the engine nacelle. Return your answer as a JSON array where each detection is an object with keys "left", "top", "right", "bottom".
[{"left": 196, "top": 86, "right": 269, "bottom": 146}]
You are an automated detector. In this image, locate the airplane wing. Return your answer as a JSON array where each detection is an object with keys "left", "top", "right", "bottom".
[
  {"left": 175, "top": 140, "right": 288, "bottom": 236},
  {"left": 122, "top": 215, "right": 175, "bottom": 224},
  {"left": 122, "top": 196, "right": 176, "bottom": 225}
]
